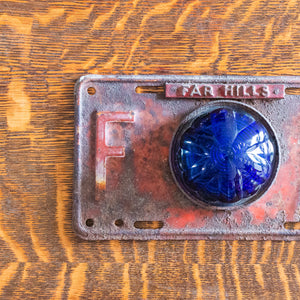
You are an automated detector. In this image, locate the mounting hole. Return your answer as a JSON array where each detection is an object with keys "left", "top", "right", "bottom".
[
  {"left": 286, "top": 88, "right": 300, "bottom": 95},
  {"left": 115, "top": 219, "right": 124, "bottom": 227},
  {"left": 86, "top": 219, "right": 94, "bottom": 227},
  {"left": 284, "top": 222, "right": 300, "bottom": 230},
  {"left": 135, "top": 86, "right": 164, "bottom": 94},
  {"left": 134, "top": 221, "right": 164, "bottom": 229},
  {"left": 87, "top": 86, "right": 96, "bottom": 95}
]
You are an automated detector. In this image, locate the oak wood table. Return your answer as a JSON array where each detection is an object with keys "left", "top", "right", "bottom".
[{"left": 0, "top": 0, "right": 299, "bottom": 299}]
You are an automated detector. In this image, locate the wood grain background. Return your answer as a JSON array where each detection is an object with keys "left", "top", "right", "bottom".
[{"left": 0, "top": 0, "right": 299, "bottom": 299}]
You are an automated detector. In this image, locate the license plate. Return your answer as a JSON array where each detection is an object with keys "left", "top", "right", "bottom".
[{"left": 73, "top": 75, "right": 300, "bottom": 240}]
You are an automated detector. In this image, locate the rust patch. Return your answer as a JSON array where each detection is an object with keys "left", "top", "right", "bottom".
[
  {"left": 133, "top": 98, "right": 178, "bottom": 201},
  {"left": 166, "top": 207, "right": 214, "bottom": 229}
]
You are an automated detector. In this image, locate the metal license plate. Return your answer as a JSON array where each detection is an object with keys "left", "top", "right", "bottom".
[{"left": 73, "top": 75, "right": 300, "bottom": 240}]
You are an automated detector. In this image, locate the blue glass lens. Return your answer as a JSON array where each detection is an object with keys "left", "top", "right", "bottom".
[{"left": 170, "top": 105, "right": 278, "bottom": 207}]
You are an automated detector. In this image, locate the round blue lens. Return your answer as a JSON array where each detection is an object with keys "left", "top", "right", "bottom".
[{"left": 170, "top": 103, "right": 278, "bottom": 207}]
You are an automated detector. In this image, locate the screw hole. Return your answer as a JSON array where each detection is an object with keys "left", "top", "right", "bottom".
[
  {"left": 87, "top": 87, "right": 96, "bottom": 95},
  {"left": 115, "top": 219, "right": 124, "bottom": 227},
  {"left": 86, "top": 219, "right": 94, "bottom": 227}
]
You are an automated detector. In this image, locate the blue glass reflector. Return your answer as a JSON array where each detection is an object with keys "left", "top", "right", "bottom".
[{"left": 170, "top": 104, "right": 278, "bottom": 207}]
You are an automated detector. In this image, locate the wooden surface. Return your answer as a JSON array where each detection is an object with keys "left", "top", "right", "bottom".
[{"left": 0, "top": 0, "right": 299, "bottom": 299}]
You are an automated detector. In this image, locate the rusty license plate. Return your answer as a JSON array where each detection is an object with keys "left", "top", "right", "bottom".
[{"left": 73, "top": 75, "right": 300, "bottom": 240}]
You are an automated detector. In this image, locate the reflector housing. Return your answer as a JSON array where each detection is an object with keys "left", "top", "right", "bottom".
[{"left": 170, "top": 102, "right": 279, "bottom": 208}]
